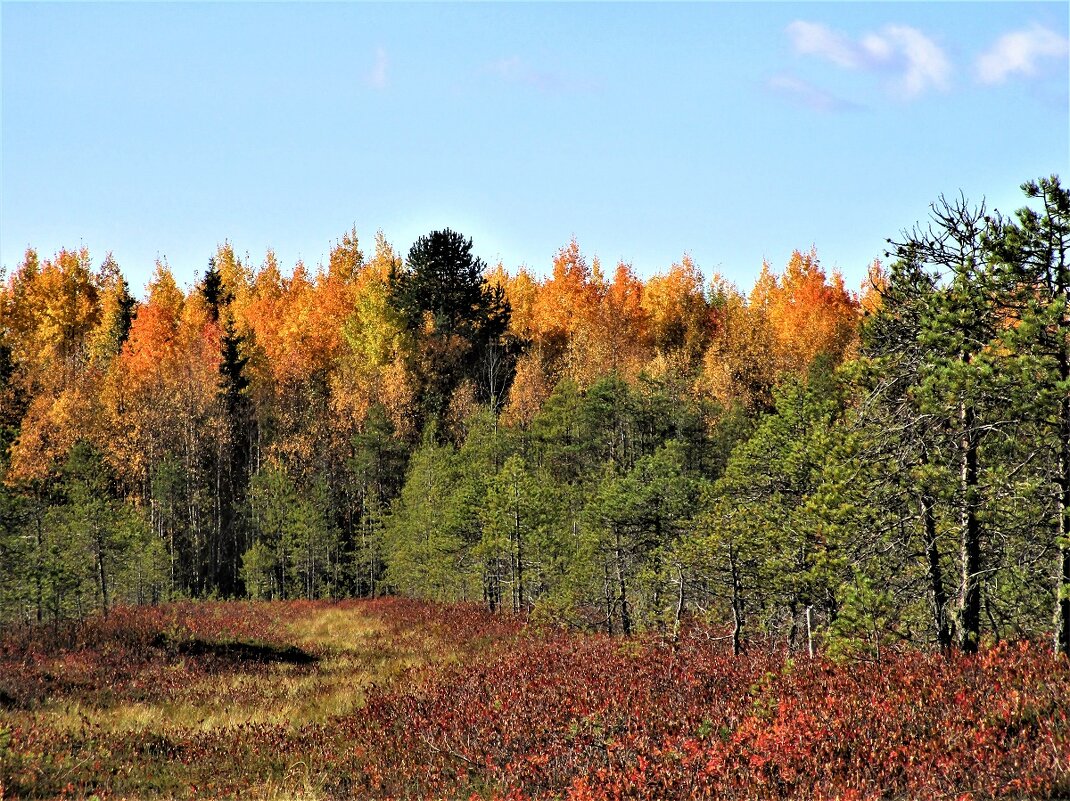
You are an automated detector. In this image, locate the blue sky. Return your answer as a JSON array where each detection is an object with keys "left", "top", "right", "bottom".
[{"left": 2, "top": 3, "right": 1067, "bottom": 296}]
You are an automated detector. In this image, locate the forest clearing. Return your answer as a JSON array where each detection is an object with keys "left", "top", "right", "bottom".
[
  {"left": 4, "top": 173, "right": 1070, "bottom": 800},
  {"left": 1, "top": 598, "right": 1067, "bottom": 800},
  {"left": 4, "top": 3, "right": 1070, "bottom": 798}
]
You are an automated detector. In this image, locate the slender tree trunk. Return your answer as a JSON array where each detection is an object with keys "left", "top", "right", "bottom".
[
  {"left": 278, "top": 526, "right": 287, "bottom": 601},
  {"left": 35, "top": 506, "right": 43, "bottom": 624},
  {"left": 603, "top": 560, "right": 614, "bottom": 635},
  {"left": 651, "top": 515, "right": 663, "bottom": 614},
  {"left": 1058, "top": 547, "right": 1070, "bottom": 658},
  {"left": 513, "top": 479, "right": 524, "bottom": 614},
  {"left": 614, "top": 526, "right": 631, "bottom": 636},
  {"left": 96, "top": 530, "right": 110, "bottom": 618},
  {"left": 919, "top": 490, "right": 951, "bottom": 649},
  {"left": 215, "top": 443, "right": 223, "bottom": 594},
  {"left": 788, "top": 602, "right": 799, "bottom": 652},
  {"left": 360, "top": 500, "right": 368, "bottom": 598},
  {"left": 672, "top": 565, "right": 684, "bottom": 643},
  {"left": 729, "top": 541, "right": 743, "bottom": 656},
  {"left": 1056, "top": 354, "right": 1070, "bottom": 657},
  {"left": 958, "top": 401, "right": 982, "bottom": 653},
  {"left": 168, "top": 501, "right": 176, "bottom": 600},
  {"left": 805, "top": 605, "right": 814, "bottom": 659}
]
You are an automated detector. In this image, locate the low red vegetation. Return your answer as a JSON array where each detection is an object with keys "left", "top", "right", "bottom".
[
  {"left": 357, "top": 596, "right": 525, "bottom": 653},
  {"left": 1, "top": 600, "right": 1067, "bottom": 800},
  {"left": 0, "top": 601, "right": 319, "bottom": 709},
  {"left": 335, "top": 631, "right": 1070, "bottom": 800}
]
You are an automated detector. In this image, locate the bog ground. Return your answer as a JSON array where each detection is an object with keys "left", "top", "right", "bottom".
[{"left": 0, "top": 599, "right": 1067, "bottom": 800}]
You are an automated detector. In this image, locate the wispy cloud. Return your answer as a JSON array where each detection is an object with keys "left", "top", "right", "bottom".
[
  {"left": 489, "top": 56, "right": 594, "bottom": 94},
  {"left": 367, "top": 47, "right": 388, "bottom": 90},
  {"left": 876, "top": 25, "right": 952, "bottom": 98},
  {"left": 786, "top": 21, "right": 950, "bottom": 99},
  {"left": 787, "top": 21, "right": 864, "bottom": 69},
  {"left": 766, "top": 73, "right": 860, "bottom": 113},
  {"left": 976, "top": 25, "right": 1069, "bottom": 85}
]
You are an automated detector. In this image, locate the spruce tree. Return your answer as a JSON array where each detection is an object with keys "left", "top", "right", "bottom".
[
  {"left": 217, "top": 311, "right": 252, "bottom": 595},
  {"left": 388, "top": 229, "right": 511, "bottom": 426}
]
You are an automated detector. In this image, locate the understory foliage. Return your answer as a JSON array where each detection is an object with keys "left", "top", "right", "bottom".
[
  {"left": 0, "top": 600, "right": 1066, "bottom": 799},
  {"left": 2, "top": 176, "right": 1069, "bottom": 657},
  {"left": 356, "top": 634, "right": 1067, "bottom": 801}
]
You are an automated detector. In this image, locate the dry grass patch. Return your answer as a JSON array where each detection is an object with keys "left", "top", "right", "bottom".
[
  {"left": 10, "top": 604, "right": 431, "bottom": 736},
  {"left": 0, "top": 599, "right": 523, "bottom": 799}
]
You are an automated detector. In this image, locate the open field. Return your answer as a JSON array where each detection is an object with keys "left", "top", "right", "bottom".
[{"left": 1, "top": 600, "right": 1068, "bottom": 800}]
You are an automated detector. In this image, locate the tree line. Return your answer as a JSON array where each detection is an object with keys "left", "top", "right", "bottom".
[{"left": 1, "top": 176, "right": 1067, "bottom": 658}]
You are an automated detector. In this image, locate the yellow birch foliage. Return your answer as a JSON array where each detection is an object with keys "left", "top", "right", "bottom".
[
  {"left": 699, "top": 277, "right": 779, "bottom": 411},
  {"left": 761, "top": 248, "right": 859, "bottom": 374},
  {"left": 641, "top": 254, "right": 713, "bottom": 369},
  {"left": 4, "top": 248, "right": 105, "bottom": 481}
]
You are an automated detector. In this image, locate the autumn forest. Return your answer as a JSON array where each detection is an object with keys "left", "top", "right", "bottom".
[{"left": 2, "top": 175, "right": 1069, "bottom": 665}]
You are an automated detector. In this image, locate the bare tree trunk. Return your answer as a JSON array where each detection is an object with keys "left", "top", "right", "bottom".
[
  {"left": 1056, "top": 356, "right": 1070, "bottom": 658},
  {"left": 788, "top": 602, "right": 800, "bottom": 652},
  {"left": 672, "top": 565, "right": 684, "bottom": 643},
  {"left": 514, "top": 484, "right": 524, "bottom": 614},
  {"left": 169, "top": 501, "right": 176, "bottom": 601},
  {"left": 96, "top": 530, "right": 110, "bottom": 618},
  {"left": 35, "top": 506, "right": 43, "bottom": 624},
  {"left": 614, "top": 526, "right": 631, "bottom": 636},
  {"left": 958, "top": 401, "right": 982, "bottom": 653},
  {"left": 603, "top": 560, "right": 614, "bottom": 635},
  {"left": 920, "top": 490, "right": 951, "bottom": 649},
  {"left": 729, "top": 541, "right": 743, "bottom": 656},
  {"left": 1058, "top": 546, "right": 1070, "bottom": 658}
]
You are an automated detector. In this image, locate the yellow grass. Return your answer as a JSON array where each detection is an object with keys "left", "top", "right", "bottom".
[
  {"left": 21, "top": 604, "right": 432, "bottom": 735},
  {"left": 243, "top": 771, "right": 326, "bottom": 801}
]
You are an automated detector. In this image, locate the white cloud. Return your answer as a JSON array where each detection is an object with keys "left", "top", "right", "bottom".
[
  {"left": 786, "top": 20, "right": 951, "bottom": 99},
  {"left": 787, "top": 21, "right": 862, "bottom": 69},
  {"left": 860, "top": 33, "right": 893, "bottom": 63},
  {"left": 367, "top": 47, "right": 388, "bottom": 90},
  {"left": 767, "top": 73, "right": 859, "bottom": 113},
  {"left": 878, "top": 25, "right": 951, "bottom": 98},
  {"left": 976, "top": 25, "right": 1069, "bottom": 85}
]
